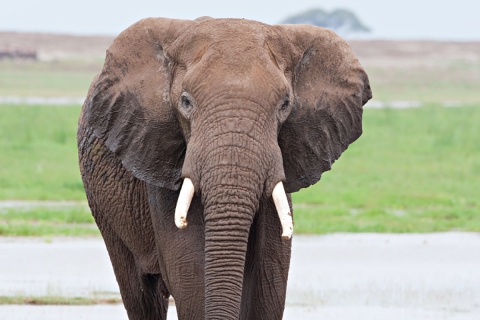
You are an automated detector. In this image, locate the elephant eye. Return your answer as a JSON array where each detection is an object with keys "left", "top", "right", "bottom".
[
  {"left": 277, "top": 94, "right": 292, "bottom": 124},
  {"left": 181, "top": 95, "right": 192, "bottom": 109},
  {"left": 180, "top": 93, "right": 194, "bottom": 114},
  {"left": 280, "top": 96, "right": 290, "bottom": 111}
]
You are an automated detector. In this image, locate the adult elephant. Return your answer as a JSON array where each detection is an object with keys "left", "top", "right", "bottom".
[{"left": 78, "top": 17, "right": 371, "bottom": 320}]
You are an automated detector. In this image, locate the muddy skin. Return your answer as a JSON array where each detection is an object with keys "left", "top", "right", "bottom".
[{"left": 78, "top": 17, "right": 371, "bottom": 320}]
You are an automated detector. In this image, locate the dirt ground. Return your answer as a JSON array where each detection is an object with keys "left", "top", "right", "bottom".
[{"left": 1, "top": 31, "right": 479, "bottom": 67}]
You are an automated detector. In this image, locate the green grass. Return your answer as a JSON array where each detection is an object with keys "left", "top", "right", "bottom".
[
  {"left": 294, "top": 205, "right": 480, "bottom": 233},
  {"left": 293, "top": 104, "right": 480, "bottom": 233},
  {"left": 1, "top": 206, "right": 93, "bottom": 223},
  {"left": 0, "top": 222, "right": 98, "bottom": 236},
  {"left": 0, "top": 60, "right": 99, "bottom": 97},
  {"left": 0, "top": 105, "right": 85, "bottom": 200},
  {"left": 0, "top": 207, "right": 99, "bottom": 236},
  {"left": 365, "top": 61, "right": 480, "bottom": 103},
  {"left": 1, "top": 102, "right": 479, "bottom": 234}
]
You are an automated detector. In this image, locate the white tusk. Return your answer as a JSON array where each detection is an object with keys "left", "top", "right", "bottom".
[
  {"left": 175, "top": 178, "right": 194, "bottom": 229},
  {"left": 272, "top": 181, "right": 293, "bottom": 240}
]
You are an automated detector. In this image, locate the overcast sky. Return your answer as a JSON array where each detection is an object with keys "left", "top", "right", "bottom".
[{"left": 1, "top": 0, "right": 479, "bottom": 40}]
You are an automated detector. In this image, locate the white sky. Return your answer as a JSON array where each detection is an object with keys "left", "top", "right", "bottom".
[{"left": 1, "top": 0, "right": 479, "bottom": 40}]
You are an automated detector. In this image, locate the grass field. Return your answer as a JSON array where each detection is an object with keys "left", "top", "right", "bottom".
[
  {"left": 1, "top": 103, "right": 479, "bottom": 235},
  {"left": 365, "top": 61, "right": 480, "bottom": 103},
  {"left": 0, "top": 60, "right": 100, "bottom": 97},
  {"left": 292, "top": 104, "right": 480, "bottom": 233},
  {"left": 0, "top": 206, "right": 97, "bottom": 236},
  {"left": 0, "top": 105, "right": 84, "bottom": 200},
  {"left": 1, "top": 38, "right": 479, "bottom": 235}
]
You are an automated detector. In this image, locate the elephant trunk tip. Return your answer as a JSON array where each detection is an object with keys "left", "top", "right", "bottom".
[
  {"left": 175, "top": 178, "right": 194, "bottom": 229},
  {"left": 272, "top": 181, "right": 293, "bottom": 240}
]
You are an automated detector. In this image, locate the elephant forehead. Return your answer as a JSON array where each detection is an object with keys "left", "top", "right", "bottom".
[
  {"left": 169, "top": 19, "right": 272, "bottom": 62},
  {"left": 167, "top": 19, "right": 290, "bottom": 104},
  {"left": 182, "top": 54, "right": 289, "bottom": 107}
]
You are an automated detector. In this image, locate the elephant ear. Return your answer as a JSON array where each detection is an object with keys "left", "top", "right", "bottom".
[
  {"left": 83, "top": 18, "right": 193, "bottom": 190},
  {"left": 276, "top": 25, "right": 372, "bottom": 193}
]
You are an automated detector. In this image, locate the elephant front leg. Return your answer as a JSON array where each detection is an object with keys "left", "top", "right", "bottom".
[
  {"left": 240, "top": 195, "right": 293, "bottom": 319},
  {"left": 147, "top": 185, "right": 206, "bottom": 320}
]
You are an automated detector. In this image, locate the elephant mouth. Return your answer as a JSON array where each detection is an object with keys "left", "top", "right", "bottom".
[{"left": 174, "top": 177, "right": 293, "bottom": 239}]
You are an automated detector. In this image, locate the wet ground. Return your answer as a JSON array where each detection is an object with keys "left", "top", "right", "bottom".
[{"left": 1, "top": 233, "right": 479, "bottom": 319}]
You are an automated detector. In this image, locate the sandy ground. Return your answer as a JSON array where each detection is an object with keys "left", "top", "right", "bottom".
[{"left": 1, "top": 233, "right": 479, "bottom": 319}]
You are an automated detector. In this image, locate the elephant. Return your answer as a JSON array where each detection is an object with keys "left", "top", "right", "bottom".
[{"left": 77, "top": 17, "right": 371, "bottom": 320}]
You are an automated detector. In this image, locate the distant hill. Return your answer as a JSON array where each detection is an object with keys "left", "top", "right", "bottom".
[{"left": 281, "top": 9, "right": 370, "bottom": 36}]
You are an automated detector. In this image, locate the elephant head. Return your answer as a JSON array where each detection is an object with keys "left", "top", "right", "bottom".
[{"left": 83, "top": 17, "right": 371, "bottom": 318}]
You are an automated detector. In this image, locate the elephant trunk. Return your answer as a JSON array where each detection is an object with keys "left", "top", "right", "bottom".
[
  {"left": 181, "top": 102, "right": 287, "bottom": 319},
  {"left": 203, "top": 178, "right": 257, "bottom": 318}
]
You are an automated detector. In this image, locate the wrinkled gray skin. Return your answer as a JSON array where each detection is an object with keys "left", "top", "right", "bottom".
[{"left": 77, "top": 17, "right": 371, "bottom": 320}]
